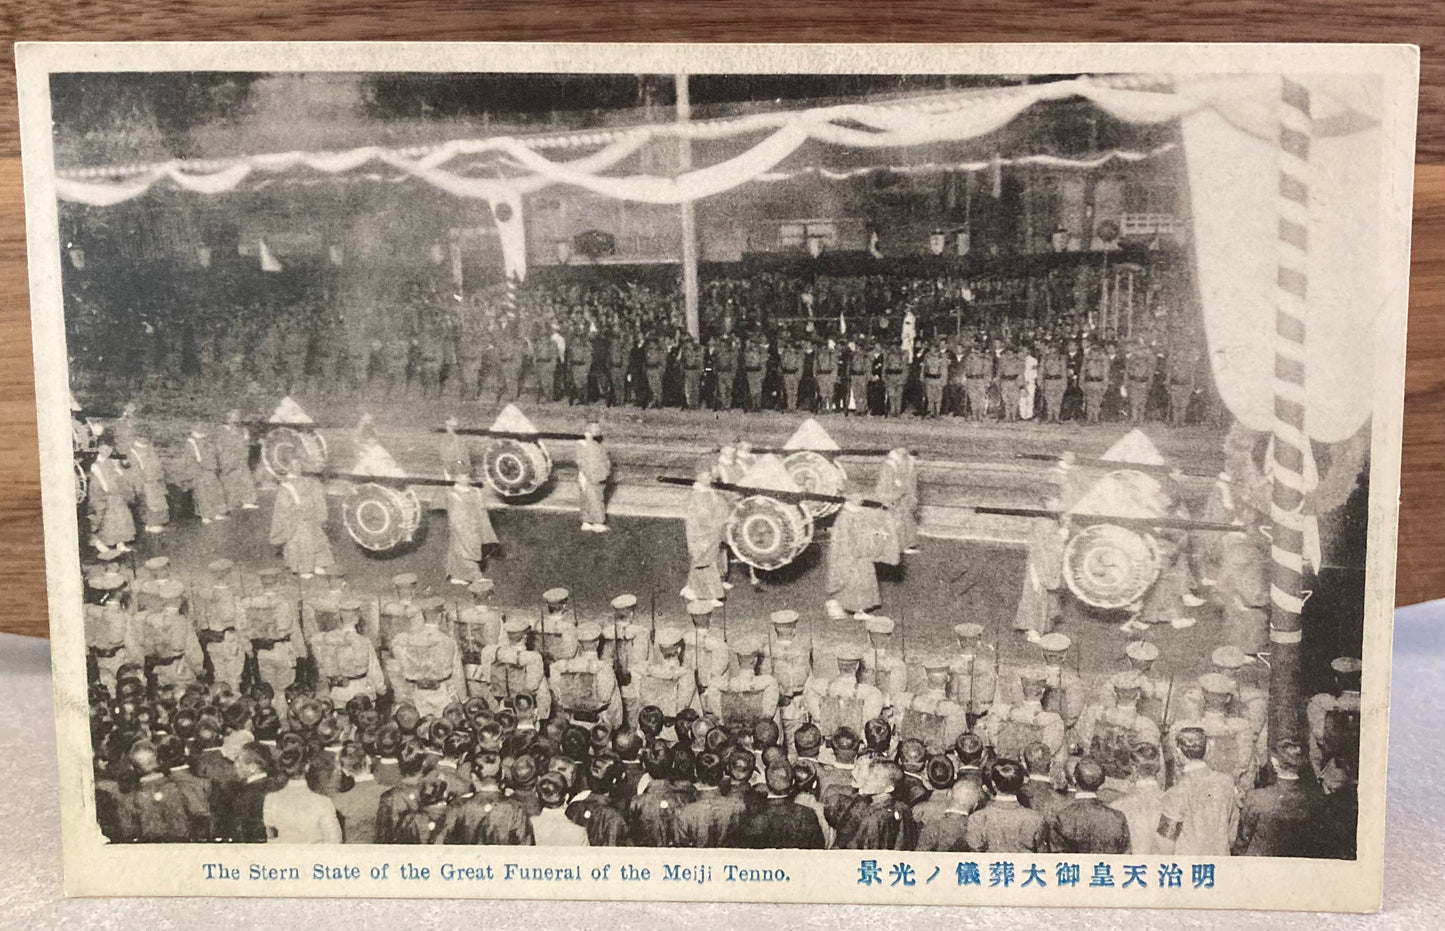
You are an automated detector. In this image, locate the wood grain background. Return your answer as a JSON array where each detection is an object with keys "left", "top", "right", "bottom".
[{"left": 0, "top": 6, "right": 1440, "bottom": 637}]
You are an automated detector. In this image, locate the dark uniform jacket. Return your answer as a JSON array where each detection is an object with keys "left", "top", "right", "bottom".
[
  {"left": 627, "top": 779, "right": 696, "bottom": 848},
  {"left": 826, "top": 789, "right": 918, "bottom": 850},
  {"left": 1045, "top": 795, "right": 1131, "bottom": 854},
  {"left": 674, "top": 787, "right": 745, "bottom": 848},
  {"left": 916, "top": 809, "right": 973, "bottom": 852},
  {"left": 215, "top": 775, "right": 272, "bottom": 843},
  {"left": 964, "top": 796, "right": 1046, "bottom": 853},
  {"left": 435, "top": 787, "right": 535, "bottom": 845},
  {"left": 735, "top": 796, "right": 827, "bottom": 849},
  {"left": 1233, "top": 777, "right": 1325, "bottom": 857},
  {"left": 118, "top": 774, "right": 208, "bottom": 842},
  {"left": 331, "top": 777, "right": 386, "bottom": 844},
  {"left": 566, "top": 791, "right": 631, "bottom": 847}
]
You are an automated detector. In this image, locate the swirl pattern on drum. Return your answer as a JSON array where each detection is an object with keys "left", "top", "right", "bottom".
[{"left": 726, "top": 495, "right": 814, "bottom": 571}]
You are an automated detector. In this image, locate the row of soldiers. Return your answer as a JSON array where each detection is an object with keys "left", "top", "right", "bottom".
[
  {"left": 78, "top": 287, "right": 1206, "bottom": 428},
  {"left": 86, "top": 554, "right": 1361, "bottom": 821}
]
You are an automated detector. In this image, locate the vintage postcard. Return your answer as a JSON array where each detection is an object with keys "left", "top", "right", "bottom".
[{"left": 16, "top": 42, "right": 1417, "bottom": 910}]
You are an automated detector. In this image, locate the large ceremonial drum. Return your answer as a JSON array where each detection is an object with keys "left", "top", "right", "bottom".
[
  {"left": 342, "top": 482, "right": 422, "bottom": 552},
  {"left": 481, "top": 438, "right": 552, "bottom": 497},
  {"left": 1062, "top": 522, "right": 1162, "bottom": 610},
  {"left": 261, "top": 426, "right": 329, "bottom": 479},
  {"left": 726, "top": 495, "right": 814, "bottom": 571},
  {"left": 783, "top": 451, "right": 846, "bottom": 519}
]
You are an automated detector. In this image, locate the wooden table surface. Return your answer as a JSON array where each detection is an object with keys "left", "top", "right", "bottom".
[{"left": 0, "top": 9, "right": 1440, "bottom": 636}]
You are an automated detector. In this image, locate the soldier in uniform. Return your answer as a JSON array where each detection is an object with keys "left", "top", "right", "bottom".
[
  {"left": 643, "top": 336, "right": 667, "bottom": 408},
  {"left": 477, "top": 617, "right": 549, "bottom": 718},
  {"left": 803, "top": 645, "right": 885, "bottom": 741},
  {"left": 242, "top": 583, "right": 300, "bottom": 720},
  {"left": 454, "top": 579, "right": 503, "bottom": 697},
  {"left": 550, "top": 622, "right": 622, "bottom": 731},
  {"left": 537, "top": 326, "right": 561, "bottom": 403},
  {"left": 312, "top": 597, "right": 387, "bottom": 707},
  {"left": 948, "top": 622, "right": 999, "bottom": 729},
  {"left": 683, "top": 600, "right": 732, "bottom": 701},
  {"left": 538, "top": 587, "right": 579, "bottom": 666},
  {"left": 893, "top": 656, "right": 969, "bottom": 754},
  {"left": 1125, "top": 338, "right": 1157, "bottom": 424},
  {"left": 1177, "top": 645, "right": 1268, "bottom": 744},
  {"left": 858, "top": 616, "right": 908, "bottom": 711},
  {"left": 496, "top": 331, "right": 523, "bottom": 403},
  {"left": 963, "top": 340, "right": 992, "bottom": 420},
  {"left": 680, "top": 336, "right": 704, "bottom": 409},
  {"left": 1167, "top": 672, "right": 1258, "bottom": 786},
  {"left": 1166, "top": 347, "right": 1197, "bottom": 426},
  {"left": 193, "top": 558, "right": 246, "bottom": 693},
  {"left": 882, "top": 342, "right": 909, "bottom": 417},
  {"left": 85, "top": 570, "right": 140, "bottom": 693},
  {"left": 630, "top": 627, "right": 698, "bottom": 732},
  {"left": 607, "top": 329, "right": 630, "bottom": 407},
  {"left": 997, "top": 341, "right": 1025, "bottom": 422},
  {"left": 1076, "top": 671, "right": 1163, "bottom": 792},
  {"left": 418, "top": 330, "right": 444, "bottom": 400},
  {"left": 845, "top": 341, "right": 870, "bottom": 416},
  {"left": 392, "top": 596, "right": 466, "bottom": 719},
  {"left": 453, "top": 326, "right": 482, "bottom": 402},
  {"left": 1306, "top": 656, "right": 1362, "bottom": 783},
  {"left": 217, "top": 410, "right": 259, "bottom": 512},
  {"left": 778, "top": 337, "right": 804, "bottom": 411},
  {"left": 1033, "top": 632, "right": 1087, "bottom": 731},
  {"left": 812, "top": 339, "right": 840, "bottom": 413},
  {"left": 439, "top": 416, "right": 471, "bottom": 481},
  {"left": 920, "top": 339, "right": 948, "bottom": 417},
  {"left": 568, "top": 334, "right": 594, "bottom": 405},
  {"left": 742, "top": 336, "right": 768, "bottom": 411},
  {"left": 1101, "top": 639, "right": 1170, "bottom": 722},
  {"left": 1041, "top": 340, "right": 1069, "bottom": 423},
  {"left": 982, "top": 667, "right": 1067, "bottom": 764},
  {"left": 1081, "top": 339, "right": 1110, "bottom": 424},
  {"left": 136, "top": 555, "right": 182, "bottom": 614},
  {"left": 601, "top": 594, "right": 652, "bottom": 715},
  {"left": 766, "top": 610, "right": 812, "bottom": 751},
  {"left": 714, "top": 335, "right": 739, "bottom": 411},
  {"left": 140, "top": 579, "right": 205, "bottom": 700},
  {"left": 379, "top": 572, "right": 420, "bottom": 655},
  {"left": 705, "top": 637, "right": 781, "bottom": 730}
]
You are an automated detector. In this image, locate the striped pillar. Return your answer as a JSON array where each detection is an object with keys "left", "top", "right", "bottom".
[
  {"left": 504, "top": 271, "right": 519, "bottom": 313},
  {"left": 1267, "top": 76, "right": 1312, "bottom": 747}
]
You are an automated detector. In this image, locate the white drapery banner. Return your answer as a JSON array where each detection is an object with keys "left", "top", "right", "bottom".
[{"left": 54, "top": 74, "right": 1383, "bottom": 439}]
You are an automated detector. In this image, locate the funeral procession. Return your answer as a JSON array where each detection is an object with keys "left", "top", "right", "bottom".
[{"left": 53, "top": 68, "right": 1372, "bottom": 858}]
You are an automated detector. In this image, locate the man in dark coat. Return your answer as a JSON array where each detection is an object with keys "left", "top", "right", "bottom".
[
  {"left": 1233, "top": 740, "right": 1326, "bottom": 857},
  {"left": 627, "top": 745, "right": 694, "bottom": 847},
  {"left": 566, "top": 755, "right": 631, "bottom": 847},
  {"left": 1019, "top": 741, "right": 1071, "bottom": 822},
  {"left": 675, "top": 752, "right": 745, "bottom": 848},
  {"left": 214, "top": 742, "right": 274, "bottom": 843},
  {"left": 826, "top": 757, "right": 918, "bottom": 850},
  {"left": 964, "top": 760, "right": 1047, "bottom": 853},
  {"left": 434, "top": 750, "right": 535, "bottom": 845},
  {"left": 1045, "top": 757, "right": 1131, "bottom": 853},
  {"left": 734, "top": 762, "right": 826, "bottom": 849}
]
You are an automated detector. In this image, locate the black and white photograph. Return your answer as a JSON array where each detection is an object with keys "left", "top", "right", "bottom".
[{"left": 16, "top": 43, "right": 1415, "bottom": 909}]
